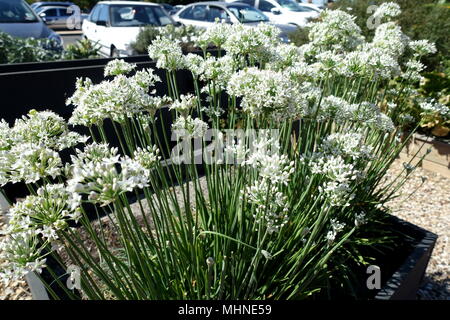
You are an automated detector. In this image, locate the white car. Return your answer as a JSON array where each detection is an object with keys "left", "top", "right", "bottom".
[
  {"left": 172, "top": 1, "right": 297, "bottom": 43},
  {"left": 229, "top": 0, "right": 320, "bottom": 27},
  {"left": 298, "top": 0, "right": 329, "bottom": 10},
  {"left": 82, "top": 1, "right": 176, "bottom": 57}
]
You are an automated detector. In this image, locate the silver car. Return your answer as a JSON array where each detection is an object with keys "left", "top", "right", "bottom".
[
  {"left": 172, "top": 1, "right": 297, "bottom": 43},
  {"left": 36, "top": 5, "right": 88, "bottom": 30},
  {"left": 0, "top": 0, "right": 62, "bottom": 45}
]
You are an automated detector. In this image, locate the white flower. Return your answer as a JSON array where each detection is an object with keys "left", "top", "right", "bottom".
[
  {"left": 0, "top": 231, "right": 47, "bottom": 285},
  {"left": 223, "top": 23, "right": 280, "bottom": 63},
  {"left": 200, "top": 55, "right": 236, "bottom": 91},
  {"left": 148, "top": 37, "right": 184, "bottom": 70},
  {"left": 169, "top": 94, "right": 198, "bottom": 115},
  {"left": 184, "top": 53, "right": 205, "bottom": 78},
  {"left": 67, "top": 70, "right": 161, "bottom": 126},
  {"left": 372, "top": 22, "right": 409, "bottom": 57},
  {"left": 172, "top": 115, "right": 208, "bottom": 140},
  {"left": 326, "top": 219, "right": 346, "bottom": 244},
  {"left": 8, "top": 143, "right": 62, "bottom": 184},
  {"left": 227, "top": 67, "right": 302, "bottom": 121},
  {"left": 11, "top": 110, "right": 87, "bottom": 151},
  {"left": 307, "top": 9, "right": 364, "bottom": 54},
  {"left": 409, "top": 40, "right": 437, "bottom": 57},
  {"left": 133, "top": 145, "right": 161, "bottom": 170},
  {"left": 420, "top": 101, "right": 450, "bottom": 119},
  {"left": 320, "top": 132, "right": 374, "bottom": 161},
  {"left": 67, "top": 143, "right": 151, "bottom": 206},
  {"left": 104, "top": 59, "right": 136, "bottom": 77},
  {"left": 372, "top": 2, "right": 401, "bottom": 21},
  {"left": 355, "top": 212, "right": 368, "bottom": 227},
  {"left": 196, "top": 21, "right": 231, "bottom": 49}
]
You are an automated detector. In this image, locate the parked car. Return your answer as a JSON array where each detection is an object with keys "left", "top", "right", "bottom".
[
  {"left": 36, "top": 5, "right": 88, "bottom": 30},
  {"left": 0, "top": 0, "right": 62, "bottom": 45},
  {"left": 82, "top": 1, "right": 176, "bottom": 57},
  {"left": 228, "top": 0, "right": 320, "bottom": 26},
  {"left": 298, "top": 0, "right": 328, "bottom": 10},
  {"left": 30, "top": 1, "right": 75, "bottom": 11},
  {"left": 172, "top": 1, "right": 296, "bottom": 43}
]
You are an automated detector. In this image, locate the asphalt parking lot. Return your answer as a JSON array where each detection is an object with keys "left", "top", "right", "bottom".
[{"left": 56, "top": 30, "right": 82, "bottom": 48}]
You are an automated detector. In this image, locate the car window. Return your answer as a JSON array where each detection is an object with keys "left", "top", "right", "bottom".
[
  {"left": 208, "top": 6, "right": 229, "bottom": 22},
  {"left": 228, "top": 5, "right": 269, "bottom": 23},
  {"left": 89, "top": 4, "right": 101, "bottom": 22},
  {"left": 43, "top": 8, "right": 58, "bottom": 17},
  {"left": 259, "top": 0, "right": 275, "bottom": 12},
  {"left": 98, "top": 4, "right": 109, "bottom": 23},
  {"left": 153, "top": 6, "right": 172, "bottom": 25},
  {"left": 0, "top": 0, "right": 39, "bottom": 22},
  {"left": 179, "top": 5, "right": 207, "bottom": 21},
  {"left": 238, "top": 0, "right": 255, "bottom": 6},
  {"left": 109, "top": 5, "right": 172, "bottom": 27},
  {"left": 58, "top": 8, "right": 71, "bottom": 17}
]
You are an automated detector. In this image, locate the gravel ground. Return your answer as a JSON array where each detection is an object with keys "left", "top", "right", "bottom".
[
  {"left": 384, "top": 161, "right": 450, "bottom": 300},
  {"left": 0, "top": 160, "right": 448, "bottom": 300}
]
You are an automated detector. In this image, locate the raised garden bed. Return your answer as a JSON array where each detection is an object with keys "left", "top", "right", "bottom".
[{"left": 400, "top": 133, "right": 450, "bottom": 178}]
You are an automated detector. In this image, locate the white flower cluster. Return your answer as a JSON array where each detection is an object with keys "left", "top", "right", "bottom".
[
  {"left": 104, "top": 59, "right": 136, "bottom": 77},
  {"left": 317, "top": 96, "right": 395, "bottom": 132},
  {"left": 222, "top": 23, "right": 280, "bottom": 63},
  {"left": 199, "top": 55, "right": 236, "bottom": 92},
  {"left": 11, "top": 110, "right": 88, "bottom": 150},
  {"left": 372, "top": 2, "right": 401, "bottom": 21},
  {"left": 402, "top": 60, "right": 426, "bottom": 82},
  {"left": 326, "top": 219, "right": 346, "bottom": 244},
  {"left": 0, "top": 231, "right": 47, "bottom": 285},
  {"left": 267, "top": 43, "right": 305, "bottom": 72},
  {"left": 243, "top": 134, "right": 294, "bottom": 234},
  {"left": 420, "top": 101, "right": 450, "bottom": 119},
  {"left": 67, "top": 64, "right": 162, "bottom": 126},
  {"left": 338, "top": 45, "right": 400, "bottom": 79},
  {"left": 169, "top": 93, "right": 198, "bottom": 115},
  {"left": 307, "top": 131, "right": 375, "bottom": 207},
  {"left": 148, "top": 36, "right": 184, "bottom": 70},
  {"left": 172, "top": 115, "right": 208, "bottom": 140},
  {"left": 67, "top": 143, "right": 154, "bottom": 206},
  {"left": 320, "top": 132, "right": 373, "bottom": 161},
  {"left": 354, "top": 212, "right": 367, "bottom": 227},
  {"left": 409, "top": 40, "right": 437, "bottom": 57},
  {"left": 195, "top": 21, "right": 231, "bottom": 49},
  {"left": 0, "top": 110, "right": 89, "bottom": 186},
  {"left": 227, "top": 67, "right": 302, "bottom": 121},
  {"left": 372, "top": 22, "right": 409, "bottom": 57},
  {"left": 7, "top": 184, "right": 82, "bottom": 239},
  {"left": 306, "top": 9, "right": 364, "bottom": 54}
]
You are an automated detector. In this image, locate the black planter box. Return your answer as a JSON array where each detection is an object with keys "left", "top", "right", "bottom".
[
  {"left": 24, "top": 214, "right": 437, "bottom": 300},
  {"left": 374, "top": 216, "right": 438, "bottom": 300}
]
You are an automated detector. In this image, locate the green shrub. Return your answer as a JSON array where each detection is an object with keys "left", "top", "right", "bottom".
[
  {"left": 131, "top": 24, "right": 204, "bottom": 54},
  {"left": 0, "top": 32, "right": 62, "bottom": 64},
  {"left": 62, "top": 38, "right": 101, "bottom": 60}
]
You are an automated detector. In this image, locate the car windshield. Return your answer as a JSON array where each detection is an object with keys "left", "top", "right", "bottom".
[
  {"left": 276, "top": 0, "right": 310, "bottom": 12},
  {"left": 227, "top": 5, "right": 268, "bottom": 23},
  {"left": 109, "top": 5, "right": 172, "bottom": 27},
  {"left": 0, "top": 0, "right": 39, "bottom": 23}
]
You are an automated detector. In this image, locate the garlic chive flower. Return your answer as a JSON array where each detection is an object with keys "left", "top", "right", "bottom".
[
  {"left": 148, "top": 36, "right": 184, "bottom": 70},
  {"left": 104, "top": 59, "right": 136, "bottom": 77},
  {"left": 172, "top": 115, "right": 208, "bottom": 140}
]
